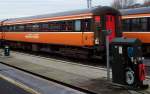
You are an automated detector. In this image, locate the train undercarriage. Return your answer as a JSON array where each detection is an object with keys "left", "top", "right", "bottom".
[{"left": 0, "top": 40, "right": 105, "bottom": 59}]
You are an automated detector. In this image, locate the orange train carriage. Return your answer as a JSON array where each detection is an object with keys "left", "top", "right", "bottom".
[
  {"left": 121, "top": 7, "right": 150, "bottom": 43},
  {"left": 120, "top": 7, "right": 150, "bottom": 53},
  {"left": 0, "top": 6, "right": 121, "bottom": 58}
]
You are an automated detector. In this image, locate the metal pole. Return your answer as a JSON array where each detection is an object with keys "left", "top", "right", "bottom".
[
  {"left": 89, "top": 0, "right": 92, "bottom": 8},
  {"left": 106, "top": 35, "right": 110, "bottom": 80},
  {"left": 87, "top": 0, "right": 92, "bottom": 8}
]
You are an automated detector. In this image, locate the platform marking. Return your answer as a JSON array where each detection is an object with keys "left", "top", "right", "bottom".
[{"left": 0, "top": 74, "right": 40, "bottom": 94}]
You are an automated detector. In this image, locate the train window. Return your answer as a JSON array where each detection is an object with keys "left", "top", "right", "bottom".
[
  {"left": 41, "top": 23, "right": 49, "bottom": 32},
  {"left": 129, "top": 18, "right": 148, "bottom": 32},
  {"left": 3, "top": 26, "right": 9, "bottom": 31},
  {"left": 81, "top": 19, "right": 91, "bottom": 32},
  {"left": 32, "top": 24, "right": 39, "bottom": 32},
  {"left": 9, "top": 26, "right": 15, "bottom": 31},
  {"left": 131, "top": 18, "right": 141, "bottom": 31},
  {"left": 26, "top": 24, "right": 32, "bottom": 32},
  {"left": 141, "top": 18, "right": 147, "bottom": 31},
  {"left": 60, "top": 21, "right": 74, "bottom": 31},
  {"left": 148, "top": 18, "right": 150, "bottom": 31},
  {"left": 0, "top": 25, "right": 22, "bottom": 32},
  {"left": 75, "top": 20, "right": 81, "bottom": 31},
  {"left": 8, "top": 26, "right": 12, "bottom": 32},
  {"left": 67, "top": 21, "right": 74, "bottom": 31},
  {"left": 3, "top": 26, "right": 7, "bottom": 31},
  {"left": 122, "top": 19, "right": 130, "bottom": 31},
  {"left": 13, "top": 26, "right": 16, "bottom": 32},
  {"left": 15, "top": 26, "right": 19, "bottom": 31},
  {"left": 15, "top": 25, "right": 25, "bottom": 31},
  {"left": 60, "top": 21, "right": 66, "bottom": 31},
  {"left": 49, "top": 22, "right": 61, "bottom": 31}
]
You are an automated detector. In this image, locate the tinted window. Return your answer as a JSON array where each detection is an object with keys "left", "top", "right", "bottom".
[
  {"left": 15, "top": 25, "right": 25, "bottom": 31},
  {"left": 26, "top": 24, "right": 32, "bottom": 31},
  {"left": 3, "top": 18, "right": 92, "bottom": 32},
  {"left": 9, "top": 26, "right": 15, "bottom": 31},
  {"left": 122, "top": 18, "right": 149, "bottom": 32},
  {"left": 49, "top": 22, "right": 60, "bottom": 31},
  {"left": 32, "top": 24, "right": 39, "bottom": 32},
  {"left": 141, "top": 18, "right": 147, "bottom": 31},
  {"left": 122, "top": 19, "right": 130, "bottom": 31},
  {"left": 41, "top": 23, "right": 49, "bottom": 31},
  {"left": 131, "top": 18, "right": 148, "bottom": 32},
  {"left": 81, "top": 19, "right": 91, "bottom": 32},
  {"left": 0, "top": 26, "right": 1, "bottom": 31},
  {"left": 66, "top": 21, "right": 74, "bottom": 31},
  {"left": 148, "top": 18, "right": 150, "bottom": 31}
]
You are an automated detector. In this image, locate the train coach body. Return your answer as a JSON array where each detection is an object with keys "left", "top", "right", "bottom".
[
  {"left": 0, "top": 6, "right": 121, "bottom": 57},
  {"left": 121, "top": 7, "right": 150, "bottom": 44},
  {"left": 2, "top": 32, "right": 94, "bottom": 47}
]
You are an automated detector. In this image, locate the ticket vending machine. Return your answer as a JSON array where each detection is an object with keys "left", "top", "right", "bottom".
[{"left": 111, "top": 38, "right": 148, "bottom": 88}]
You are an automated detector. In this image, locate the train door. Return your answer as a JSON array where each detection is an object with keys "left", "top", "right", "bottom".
[
  {"left": 94, "top": 16, "right": 101, "bottom": 45},
  {"left": 106, "top": 15, "right": 116, "bottom": 42},
  {"left": 0, "top": 26, "right": 2, "bottom": 40},
  {"left": 94, "top": 15, "right": 116, "bottom": 45}
]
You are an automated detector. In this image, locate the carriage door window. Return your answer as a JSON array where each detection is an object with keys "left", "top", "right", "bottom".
[
  {"left": 94, "top": 16, "right": 102, "bottom": 45},
  {"left": 95, "top": 16, "right": 101, "bottom": 31},
  {"left": 106, "top": 15, "right": 116, "bottom": 42}
]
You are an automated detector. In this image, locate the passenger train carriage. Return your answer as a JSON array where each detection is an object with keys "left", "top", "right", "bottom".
[
  {"left": 121, "top": 7, "right": 150, "bottom": 53},
  {"left": 0, "top": 6, "right": 121, "bottom": 58}
]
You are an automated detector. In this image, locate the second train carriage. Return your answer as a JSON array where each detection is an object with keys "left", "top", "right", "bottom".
[
  {"left": 120, "top": 7, "right": 150, "bottom": 53},
  {"left": 0, "top": 6, "right": 121, "bottom": 58}
]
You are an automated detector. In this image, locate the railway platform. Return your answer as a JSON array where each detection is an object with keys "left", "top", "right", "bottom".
[
  {"left": 0, "top": 62, "right": 86, "bottom": 94},
  {"left": 0, "top": 51, "right": 150, "bottom": 94}
]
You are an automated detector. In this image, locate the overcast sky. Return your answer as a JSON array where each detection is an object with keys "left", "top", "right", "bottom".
[{"left": 0, "top": 0, "right": 144, "bottom": 20}]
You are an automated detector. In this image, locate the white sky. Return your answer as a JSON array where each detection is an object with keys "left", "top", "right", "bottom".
[{"left": 0, "top": 0, "right": 144, "bottom": 20}]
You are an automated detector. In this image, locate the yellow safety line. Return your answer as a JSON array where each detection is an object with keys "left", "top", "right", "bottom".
[{"left": 0, "top": 74, "right": 41, "bottom": 94}]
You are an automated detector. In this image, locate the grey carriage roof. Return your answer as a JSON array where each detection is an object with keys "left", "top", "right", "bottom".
[
  {"left": 120, "top": 7, "right": 150, "bottom": 15},
  {"left": 1, "top": 6, "right": 120, "bottom": 23}
]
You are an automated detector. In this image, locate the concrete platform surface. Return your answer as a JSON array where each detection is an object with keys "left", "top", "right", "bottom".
[
  {"left": 0, "top": 52, "right": 150, "bottom": 94},
  {"left": 0, "top": 63, "right": 86, "bottom": 94}
]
